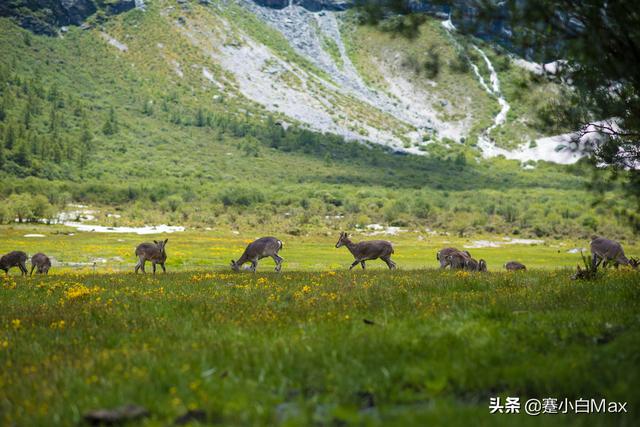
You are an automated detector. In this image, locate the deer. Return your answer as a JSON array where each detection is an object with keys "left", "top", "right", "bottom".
[
  {"left": 590, "top": 236, "right": 636, "bottom": 270},
  {"left": 335, "top": 232, "right": 396, "bottom": 270},
  {"left": 437, "top": 247, "right": 471, "bottom": 269},
  {"left": 504, "top": 261, "right": 526, "bottom": 271},
  {"left": 135, "top": 239, "right": 168, "bottom": 274},
  {"left": 0, "top": 251, "right": 28, "bottom": 276},
  {"left": 445, "top": 252, "right": 487, "bottom": 272},
  {"left": 231, "top": 237, "right": 284, "bottom": 272},
  {"left": 30, "top": 253, "right": 51, "bottom": 275},
  {"left": 465, "top": 257, "right": 488, "bottom": 272}
]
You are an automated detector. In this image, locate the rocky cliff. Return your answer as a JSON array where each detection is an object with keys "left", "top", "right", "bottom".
[{"left": 0, "top": 0, "right": 138, "bottom": 35}]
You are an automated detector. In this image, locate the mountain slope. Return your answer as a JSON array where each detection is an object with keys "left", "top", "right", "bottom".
[{"left": 0, "top": 1, "right": 634, "bottom": 237}]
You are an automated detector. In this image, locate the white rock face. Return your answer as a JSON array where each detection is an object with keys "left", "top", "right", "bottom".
[
  {"left": 166, "top": 1, "right": 613, "bottom": 164},
  {"left": 100, "top": 32, "right": 128, "bottom": 52}
]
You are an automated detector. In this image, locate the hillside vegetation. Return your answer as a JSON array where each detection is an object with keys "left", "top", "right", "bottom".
[{"left": 0, "top": 1, "right": 636, "bottom": 238}]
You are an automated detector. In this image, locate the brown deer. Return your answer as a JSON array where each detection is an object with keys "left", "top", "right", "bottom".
[
  {"left": 437, "top": 247, "right": 471, "bottom": 269},
  {"left": 30, "top": 253, "right": 51, "bottom": 275},
  {"left": 445, "top": 252, "right": 487, "bottom": 272},
  {"left": 465, "top": 258, "right": 488, "bottom": 272},
  {"left": 335, "top": 232, "right": 396, "bottom": 270},
  {"left": 135, "top": 239, "right": 168, "bottom": 274},
  {"left": 504, "top": 261, "right": 526, "bottom": 271},
  {"left": 231, "top": 237, "right": 284, "bottom": 272},
  {"left": 590, "top": 236, "right": 635, "bottom": 269},
  {"left": 0, "top": 251, "right": 28, "bottom": 276}
]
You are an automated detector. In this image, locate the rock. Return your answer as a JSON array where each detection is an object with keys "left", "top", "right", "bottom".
[
  {"left": 83, "top": 404, "right": 149, "bottom": 425},
  {"left": 17, "top": 16, "right": 57, "bottom": 36},
  {"left": 252, "top": 0, "right": 352, "bottom": 11},
  {"left": 252, "top": 0, "right": 289, "bottom": 9},
  {"left": 0, "top": 0, "right": 141, "bottom": 36},
  {"left": 106, "top": 0, "right": 136, "bottom": 15}
]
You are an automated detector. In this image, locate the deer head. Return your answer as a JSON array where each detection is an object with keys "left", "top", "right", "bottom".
[{"left": 335, "top": 232, "right": 350, "bottom": 248}]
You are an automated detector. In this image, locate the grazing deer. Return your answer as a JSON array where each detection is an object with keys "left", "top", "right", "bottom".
[
  {"left": 30, "top": 253, "right": 51, "bottom": 275},
  {"left": 590, "top": 236, "right": 635, "bottom": 269},
  {"left": 437, "top": 247, "right": 471, "bottom": 269},
  {"left": 135, "top": 239, "right": 168, "bottom": 274},
  {"left": 335, "top": 232, "right": 396, "bottom": 270},
  {"left": 446, "top": 252, "right": 486, "bottom": 272},
  {"left": 0, "top": 251, "right": 28, "bottom": 276},
  {"left": 504, "top": 261, "right": 526, "bottom": 271},
  {"left": 465, "top": 258, "right": 487, "bottom": 272},
  {"left": 231, "top": 237, "right": 284, "bottom": 272}
]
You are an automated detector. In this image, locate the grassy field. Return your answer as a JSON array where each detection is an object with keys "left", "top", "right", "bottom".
[
  {"left": 1, "top": 267, "right": 639, "bottom": 426},
  {"left": 2, "top": 225, "right": 638, "bottom": 273}
]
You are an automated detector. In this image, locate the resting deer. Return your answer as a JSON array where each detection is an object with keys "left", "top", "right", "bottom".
[
  {"left": 135, "top": 239, "right": 168, "bottom": 274},
  {"left": 590, "top": 236, "right": 636, "bottom": 269},
  {"left": 335, "top": 232, "right": 396, "bottom": 270},
  {"left": 231, "top": 237, "right": 283, "bottom": 272},
  {"left": 437, "top": 247, "right": 471, "bottom": 269},
  {"left": 504, "top": 261, "right": 526, "bottom": 271},
  {"left": 0, "top": 251, "right": 28, "bottom": 276},
  {"left": 30, "top": 253, "right": 51, "bottom": 275}
]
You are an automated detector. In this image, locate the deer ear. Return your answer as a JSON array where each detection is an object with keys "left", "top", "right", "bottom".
[
  {"left": 164, "top": 239, "right": 169, "bottom": 244},
  {"left": 153, "top": 240, "right": 158, "bottom": 244}
]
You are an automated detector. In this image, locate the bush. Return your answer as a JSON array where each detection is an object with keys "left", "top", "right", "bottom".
[{"left": 219, "top": 187, "right": 265, "bottom": 207}]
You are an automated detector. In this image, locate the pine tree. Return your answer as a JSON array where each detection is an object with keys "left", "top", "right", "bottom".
[
  {"left": 13, "top": 139, "right": 30, "bottom": 167},
  {"left": 0, "top": 140, "right": 5, "bottom": 169},
  {"left": 103, "top": 107, "right": 118, "bottom": 135},
  {"left": 4, "top": 124, "right": 16, "bottom": 149}
]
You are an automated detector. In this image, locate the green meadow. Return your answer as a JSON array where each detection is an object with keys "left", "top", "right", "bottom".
[
  {"left": 1, "top": 266, "right": 639, "bottom": 426},
  {"left": 2, "top": 224, "right": 636, "bottom": 272}
]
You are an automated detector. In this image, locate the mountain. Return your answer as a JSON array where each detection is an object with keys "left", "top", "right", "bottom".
[
  {"left": 1, "top": 0, "right": 571, "bottom": 156},
  {"left": 0, "top": 0, "right": 632, "bottom": 237}
]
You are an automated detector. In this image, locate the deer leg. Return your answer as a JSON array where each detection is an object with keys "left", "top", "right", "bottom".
[
  {"left": 592, "top": 253, "right": 601, "bottom": 270},
  {"left": 360, "top": 261, "right": 366, "bottom": 270},
  {"left": 140, "top": 259, "right": 146, "bottom": 274},
  {"left": 251, "top": 260, "right": 258, "bottom": 272},
  {"left": 382, "top": 256, "right": 396, "bottom": 270},
  {"left": 272, "top": 255, "right": 283, "bottom": 272},
  {"left": 349, "top": 260, "right": 360, "bottom": 270},
  {"left": 30, "top": 265, "right": 36, "bottom": 276},
  {"left": 20, "top": 263, "right": 27, "bottom": 276},
  {"left": 160, "top": 263, "right": 166, "bottom": 273},
  {"left": 152, "top": 263, "right": 157, "bottom": 274}
]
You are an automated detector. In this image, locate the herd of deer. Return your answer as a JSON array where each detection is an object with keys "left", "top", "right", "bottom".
[{"left": 0, "top": 234, "right": 637, "bottom": 276}]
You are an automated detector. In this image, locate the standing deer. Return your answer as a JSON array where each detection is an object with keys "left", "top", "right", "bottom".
[
  {"left": 30, "top": 253, "right": 51, "bottom": 275},
  {"left": 590, "top": 236, "right": 635, "bottom": 269},
  {"left": 437, "top": 247, "right": 471, "bottom": 269},
  {"left": 504, "top": 261, "right": 526, "bottom": 271},
  {"left": 231, "top": 237, "right": 284, "bottom": 272},
  {"left": 0, "top": 251, "right": 28, "bottom": 276},
  {"left": 335, "top": 232, "right": 396, "bottom": 270},
  {"left": 135, "top": 239, "right": 168, "bottom": 274}
]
